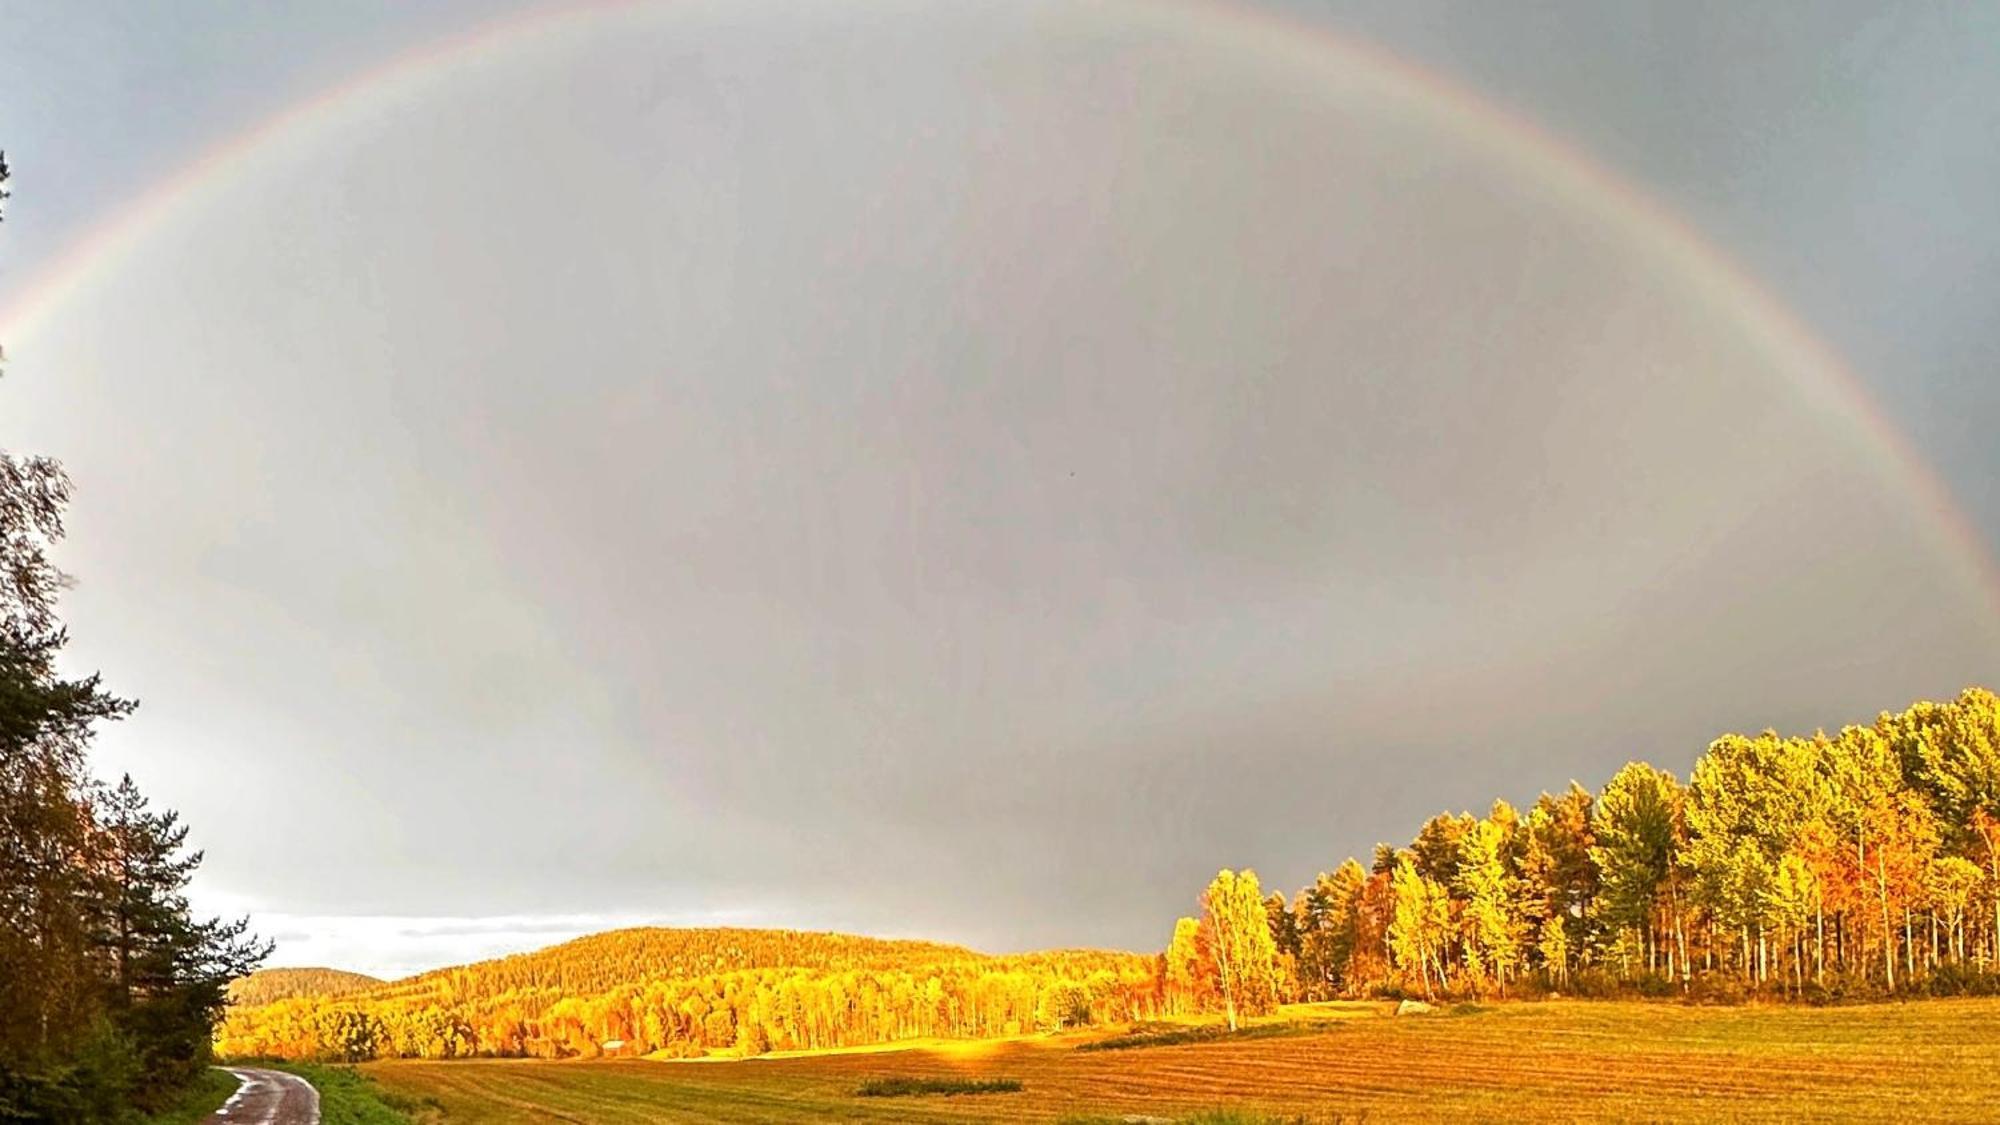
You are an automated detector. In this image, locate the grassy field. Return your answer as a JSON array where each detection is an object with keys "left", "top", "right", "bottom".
[{"left": 361, "top": 998, "right": 2000, "bottom": 1122}]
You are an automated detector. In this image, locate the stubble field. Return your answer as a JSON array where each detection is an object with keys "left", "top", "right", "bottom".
[{"left": 358, "top": 997, "right": 2000, "bottom": 1122}]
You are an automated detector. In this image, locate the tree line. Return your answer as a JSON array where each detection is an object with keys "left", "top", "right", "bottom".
[
  {"left": 217, "top": 931, "right": 1161, "bottom": 1060},
  {"left": 1165, "top": 686, "right": 2000, "bottom": 1019},
  {"left": 1, "top": 156, "right": 268, "bottom": 1121},
  {"left": 226, "top": 686, "right": 2000, "bottom": 1063}
]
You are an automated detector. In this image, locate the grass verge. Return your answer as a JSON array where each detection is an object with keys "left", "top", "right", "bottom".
[
  {"left": 140, "top": 1067, "right": 239, "bottom": 1124},
  {"left": 267, "top": 1062, "right": 439, "bottom": 1124},
  {"left": 855, "top": 1076, "right": 1023, "bottom": 1097}
]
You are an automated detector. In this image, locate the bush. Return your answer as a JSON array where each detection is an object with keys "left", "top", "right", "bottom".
[
  {"left": 141, "top": 1068, "right": 240, "bottom": 1125},
  {"left": 855, "top": 1076, "right": 1022, "bottom": 1097},
  {"left": 1682, "top": 973, "right": 1751, "bottom": 1006},
  {"left": 1923, "top": 965, "right": 2000, "bottom": 997},
  {"left": 1565, "top": 968, "right": 1627, "bottom": 1000},
  {"left": 0, "top": 1023, "right": 143, "bottom": 1124},
  {"left": 1077, "top": 1022, "right": 1314, "bottom": 1053}
]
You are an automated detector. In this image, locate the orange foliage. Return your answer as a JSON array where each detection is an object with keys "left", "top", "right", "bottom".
[{"left": 218, "top": 927, "right": 1160, "bottom": 1061}]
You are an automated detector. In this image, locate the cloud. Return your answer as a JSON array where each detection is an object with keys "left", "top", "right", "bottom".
[{"left": 8, "top": 1, "right": 1996, "bottom": 972}]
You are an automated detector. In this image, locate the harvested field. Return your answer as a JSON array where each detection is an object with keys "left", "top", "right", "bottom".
[{"left": 361, "top": 998, "right": 2000, "bottom": 1122}]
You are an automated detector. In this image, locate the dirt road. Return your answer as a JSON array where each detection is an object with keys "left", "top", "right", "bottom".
[{"left": 205, "top": 1067, "right": 320, "bottom": 1125}]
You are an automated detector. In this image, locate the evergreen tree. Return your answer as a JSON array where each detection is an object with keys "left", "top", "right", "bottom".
[
  {"left": 1592, "top": 763, "right": 1684, "bottom": 980},
  {"left": 90, "top": 776, "right": 270, "bottom": 1097}
]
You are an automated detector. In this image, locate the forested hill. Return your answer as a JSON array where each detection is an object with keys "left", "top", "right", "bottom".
[
  {"left": 368, "top": 926, "right": 988, "bottom": 999},
  {"left": 219, "top": 926, "right": 1158, "bottom": 1060},
  {"left": 228, "top": 968, "right": 383, "bottom": 1006}
]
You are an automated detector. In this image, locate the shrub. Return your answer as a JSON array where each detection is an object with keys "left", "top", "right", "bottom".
[
  {"left": 1924, "top": 965, "right": 2000, "bottom": 997},
  {"left": 1077, "top": 1022, "right": 1315, "bottom": 1053},
  {"left": 855, "top": 1076, "right": 1022, "bottom": 1097},
  {"left": 1682, "top": 974, "right": 1750, "bottom": 1006}
]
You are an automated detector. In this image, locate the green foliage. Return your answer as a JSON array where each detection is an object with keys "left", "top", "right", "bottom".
[
  {"left": 1290, "top": 859, "right": 1365, "bottom": 1000},
  {"left": 139, "top": 1068, "right": 238, "bottom": 1125},
  {"left": 1591, "top": 763, "right": 1681, "bottom": 933}
]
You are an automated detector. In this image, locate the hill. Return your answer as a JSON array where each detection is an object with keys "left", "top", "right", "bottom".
[
  {"left": 227, "top": 967, "right": 383, "bottom": 1006},
  {"left": 366, "top": 926, "right": 987, "bottom": 1001},
  {"left": 218, "top": 926, "right": 1159, "bottom": 1062}
]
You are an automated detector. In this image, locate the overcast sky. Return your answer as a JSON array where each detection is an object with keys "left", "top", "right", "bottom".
[{"left": 2, "top": 1, "right": 1997, "bottom": 979}]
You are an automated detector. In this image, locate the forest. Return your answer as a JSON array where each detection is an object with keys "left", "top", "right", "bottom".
[
  {"left": 222, "top": 685, "right": 2000, "bottom": 1064},
  {"left": 217, "top": 928, "right": 1161, "bottom": 1060},
  {"left": 1166, "top": 686, "right": 2000, "bottom": 1021}
]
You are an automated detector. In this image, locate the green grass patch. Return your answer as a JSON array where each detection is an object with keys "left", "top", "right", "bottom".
[
  {"left": 1077, "top": 1021, "right": 1318, "bottom": 1052},
  {"left": 854, "top": 1076, "right": 1023, "bottom": 1097},
  {"left": 140, "top": 1067, "right": 240, "bottom": 1124},
  {"left": 268, "top": 1062, "right": 439, "bottom": 1124}
]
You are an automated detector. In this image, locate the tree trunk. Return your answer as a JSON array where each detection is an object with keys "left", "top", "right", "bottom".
[
  {"left": 1905, "top": 907, "right": 1915, "bottom": 981},
  {"left": 1814, "top": 901, "right": 1825, "bottom": 987},
  {"left": 1990, "top": 843, "right": 2000, "bottom": 970},
  {"left": 1879, "top": 848, "right": 1895, "bottom": 991},
  {"left": 1676, "top": 902, "right": 1690, "bottom": 989}
]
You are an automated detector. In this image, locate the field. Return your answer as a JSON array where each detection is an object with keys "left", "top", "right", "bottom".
[{"left": 360, "top": 998, "right": 2000, "bottom": 1122}]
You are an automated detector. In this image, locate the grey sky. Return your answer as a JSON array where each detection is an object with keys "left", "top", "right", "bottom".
[{"left": 2, "top": 1, "right": 1997, "bottom": 978}]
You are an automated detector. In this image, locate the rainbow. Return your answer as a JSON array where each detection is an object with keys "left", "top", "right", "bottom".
[{"left": 2, "top": 0, "right": 1995, "bottom": 619}]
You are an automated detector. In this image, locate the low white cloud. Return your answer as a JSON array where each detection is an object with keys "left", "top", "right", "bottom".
[{"left": 218, "top": 908, "right": 770, "bottom": 981}]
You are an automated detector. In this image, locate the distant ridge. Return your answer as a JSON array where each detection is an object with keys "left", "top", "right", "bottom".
[
  {"left": 227, "top": 966, "right": 383, "bottom": 1006},
  {"left": 366, "top": 925, "right": 989, "bottom": 999}
]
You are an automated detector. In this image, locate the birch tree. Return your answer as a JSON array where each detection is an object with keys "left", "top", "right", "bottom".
[{"left": 1198, "top": 869, "right": 1278, "bottom": 1030}]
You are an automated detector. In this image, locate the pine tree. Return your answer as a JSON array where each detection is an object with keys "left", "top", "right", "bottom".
[
  {"left": 1592, "top": 763, "right": 1684, "bottom": 981},
  {"left": 90, "top": 776, "right": 270, "bottom": 1096}
]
